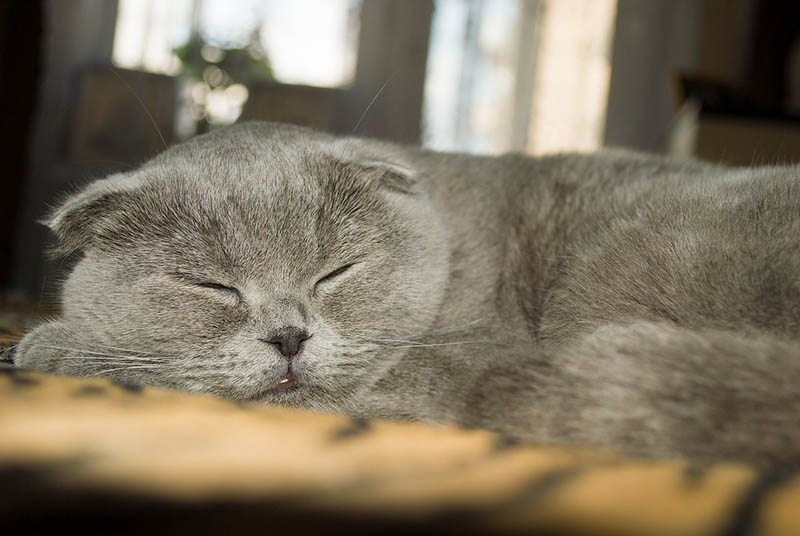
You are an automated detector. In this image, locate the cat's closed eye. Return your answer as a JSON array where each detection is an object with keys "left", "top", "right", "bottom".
[
  {"left": 194, "top": 280, "right": 242, "bottom": 299},
  {"left": 313, "top": 263, "right": 356, "bottom": 295},
  {"left": 171, "top": 273, "right": 242, "bottom": 300}
]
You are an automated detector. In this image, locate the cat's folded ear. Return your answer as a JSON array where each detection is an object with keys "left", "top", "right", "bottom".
[
  {"left": 43, "top": 173, "right": 143, "bottom": 257},
  {"left": 325, "top": 139, "right": 418, "bottom": 195}
]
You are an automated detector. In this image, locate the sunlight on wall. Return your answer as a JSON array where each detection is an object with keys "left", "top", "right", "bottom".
[{"left": 526, "top": 0, "right": 617, "bottom": 154}]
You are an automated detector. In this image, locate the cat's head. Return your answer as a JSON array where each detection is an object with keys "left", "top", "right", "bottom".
[{"left": 16, "top": 122, "right": 450, "bottom": 410}]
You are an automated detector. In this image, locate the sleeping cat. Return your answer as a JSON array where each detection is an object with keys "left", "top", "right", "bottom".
[{"left": 15, "top": 121, "right": 800, "bottom": 467}]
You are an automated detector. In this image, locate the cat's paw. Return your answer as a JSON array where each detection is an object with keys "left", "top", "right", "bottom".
[{"left": 14, "top": 321, "right": 79, "bottom": 374}]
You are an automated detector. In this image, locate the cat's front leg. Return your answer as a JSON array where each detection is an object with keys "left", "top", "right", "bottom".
[
  {"left": 462, "top": 321, "right": 800, "bottom": 468},
  {"left": 15, "top": 321, "right": 104, "bottom": 376}
]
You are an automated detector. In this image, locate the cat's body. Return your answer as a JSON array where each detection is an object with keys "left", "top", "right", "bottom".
[{"left": 16, "top": 122, "right": 800, "bottom": 467}]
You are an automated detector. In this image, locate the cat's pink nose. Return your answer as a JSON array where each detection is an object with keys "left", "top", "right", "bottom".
[{"left": 260, "top": 327, "right": 311, "bottom": 359}]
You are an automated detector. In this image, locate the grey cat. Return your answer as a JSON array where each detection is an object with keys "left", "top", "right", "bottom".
[{"left": 15, "top": 121, "right": 800, "bottom": 468}]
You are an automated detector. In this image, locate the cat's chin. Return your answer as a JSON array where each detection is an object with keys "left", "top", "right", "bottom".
[{"left": 249, "top": 385, "right": 308, "bottom": 405}]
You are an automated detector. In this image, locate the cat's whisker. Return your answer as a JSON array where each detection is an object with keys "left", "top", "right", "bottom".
[
  {"left": 109, "top": 67, "right": 168, "bottom": 150},
  {"left": 359, "top": 332, "right": 480, "bottom": 346},
  {"left": 47, "top": 356, "right": 170, "bottom": 366},
  {"left": 356, "top": 337, "right": 495, "bottom": 349},
  {"left": 352, "top": 76, "right": 393, "bottom": 134},
  {"left": 39, "top": 355, "right": 170, "bottom": 364},
  {"left": 37, "top": 344, "right": 164, "bottom": 361},
  {"left": 85, "top": 343, "right": 157, "bottom": 356},
  {"left": 93, "top": 364, "right": 168, "bottom": 375},
  {"left": 381, "top": 340, "right": 494, "bottom": 349},
  {"left": 47, "top": 352, "right": 172, "bottom": 360},
  {"left": 370, "top": 317, "right": 489, "bottom": 343},
  {"left": 419, "top": 317, "right": 488, "bottom": 335},
  {"left": 363, "top": 338, "right": 431, "bottom": 346},
  {"left": 51, "top": 355, "right": 170, "bottom": 363}
]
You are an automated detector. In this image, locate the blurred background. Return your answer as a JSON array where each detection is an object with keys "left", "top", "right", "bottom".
[{"left": 1, "top": 0, "right": 799, "bottom": 297}]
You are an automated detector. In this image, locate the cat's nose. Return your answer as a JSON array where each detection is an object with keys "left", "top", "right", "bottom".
[{"left": 260, "top": 327, "right": 311, "bottom": 359}]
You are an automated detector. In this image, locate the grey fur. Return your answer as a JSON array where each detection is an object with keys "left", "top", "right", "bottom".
[{"left": 15, "top": 122, "right": 800, "bottom": 467}]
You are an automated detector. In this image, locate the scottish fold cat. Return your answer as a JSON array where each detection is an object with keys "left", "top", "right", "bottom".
[{"left": 15, "top": 122, "right": 800, "bottom": 467}]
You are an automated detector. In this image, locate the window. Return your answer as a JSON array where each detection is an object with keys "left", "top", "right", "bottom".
[
  {"left": 423, "top": 0, "right": 617, "bottom": 155},
  {"left": 112, "top": 0, "right": 361, "bottom": 128}
]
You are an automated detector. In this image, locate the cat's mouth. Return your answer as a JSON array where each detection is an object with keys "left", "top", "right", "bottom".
[{"left": 270, "top": 371, "right": 302, "bottom": 391}]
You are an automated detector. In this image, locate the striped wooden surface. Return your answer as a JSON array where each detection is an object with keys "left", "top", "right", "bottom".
[{"left": 1, "top": 299, "right": 798, "bottom": 535}]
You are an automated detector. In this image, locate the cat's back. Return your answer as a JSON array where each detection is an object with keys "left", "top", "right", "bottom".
[{"left": 510, "top": 153, "right": 800, "bottom": 341}]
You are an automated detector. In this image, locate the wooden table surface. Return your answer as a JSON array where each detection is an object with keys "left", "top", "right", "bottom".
[{"left": 1, "top": 296, "right": 798, "bottom": 535}]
